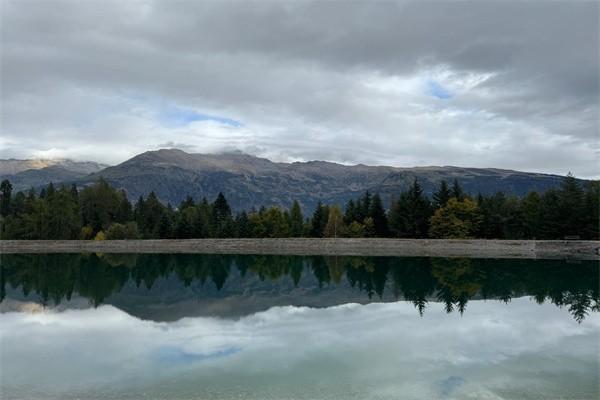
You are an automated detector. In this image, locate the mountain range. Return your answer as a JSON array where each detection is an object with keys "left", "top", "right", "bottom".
[
  {"left": 0, "top": 149, "right": 581, "bottom": 211},
  {"left": 0, "top": 159, "right": 108, "bottom": 192}
]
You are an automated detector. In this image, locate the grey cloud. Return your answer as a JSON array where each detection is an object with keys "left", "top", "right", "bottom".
[{"left": 0, "top": 0, "right": 598, "bottom": 177}]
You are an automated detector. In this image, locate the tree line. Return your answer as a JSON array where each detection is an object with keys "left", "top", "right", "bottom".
[
  {"left": 0, "top": 174, "right": 597, "bottom": 240},
  {"left": 2, "top": 253, "right": 598, "bottom": 322}
]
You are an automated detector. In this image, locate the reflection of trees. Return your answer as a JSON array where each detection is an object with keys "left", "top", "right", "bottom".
[{"left": 1, "top": 254, "right": 598, "bottom": 322}]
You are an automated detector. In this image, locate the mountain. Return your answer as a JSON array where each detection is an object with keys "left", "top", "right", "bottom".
[
  {"left": 75, "top": 149, "right": 576, "bottom": 211},
  {"left": 0, "top": 159, "right": 108, "bottom": 192}
]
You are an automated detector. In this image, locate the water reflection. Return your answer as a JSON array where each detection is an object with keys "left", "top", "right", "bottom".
[
  {"left": 1, "top": 254, "right": 598, "bottom": 322},
  {"left": 1, "top": 299, "right": 598, "bottom": 400}
]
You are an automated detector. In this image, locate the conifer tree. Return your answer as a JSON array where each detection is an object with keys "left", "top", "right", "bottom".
[
  {"left": 289, "top": 200, "right": 304, "bottom": 237},
  {"left": 0, "top": 179, "right": 13, "bottom": 217},
  {"left": 212, "top": 192, "right": 233, "bottom": 238},
  {"left": 369, "top": 193, "right": 389, "bottom": 237},
  {"left": 389, "top": 179, "right": 431, "bottom": 238},
  {"left": 310, "top": 201, "right": 329, "bottom": 237},
  {"left": 557, "top": 173, "right": 585, "bottom": 237},
  {"left": 432, "top": 180, "right": 451, "bottom": 209},
  {"left": 451, "top": 179, "right": 464, "bottom": 200}
]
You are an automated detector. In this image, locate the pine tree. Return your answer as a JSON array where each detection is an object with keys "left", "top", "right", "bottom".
[
  {"left": 369, "top": 193, "right": 389, "bottom": 237},
  {"left": 521, "top": 192, "right": 541, "bottom": 239},
  {"left": 179, "top": 195, "right": 195, "bottom": 211},
  {"left": 115, "top": 190, "right": 133, "bottom": 223},
  {"left": 451, "top": 179, "right": 464, "bottom": 201},
  {"left": 157, "top": 212, "right": 174, "bottom": 238},
  {"left": 0, "top": 179, "right": 13, "bottom": 217},
  {"left": 582, "top": 181, "right": 599, "bottom": 239},
  {"left": 344, "top": 199, "right": 357, "bottom": 225},
  {"left": 432, "top": 180, "right": 451, "bottom": 209},
  {"left": 194, "top": 198, "right": 212, "bottom": 238},
  {"left": 359, "top": 191, "right": 372, "bottom": 222},
  {"left": 235, "top": 211, "right": 252, "bottom": 238},
  {"left": 47, "top": 185, "right": 81, "bottom": 239},
  {"left": 80, "top": 179, "right": 123, "bottom": 233},
  {"left": 538, "top": 189, "right": 562, "bottom": 239},
  {"left": 389, "top": 179, "right": 432, "bottom": 238},
  {"left": 212, "top": 192, "right": 233, "bottom": 238},
  {"left": 289, "top": 200, "right": 304, "bottom": 237},
  {"left": 310, "top": 201, "right": 329, "bottom": 237},
  {"left": 557, "top": 173, "right": 585, "bottom": 237}
]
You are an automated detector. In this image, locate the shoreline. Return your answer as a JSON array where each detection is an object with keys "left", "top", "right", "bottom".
[{"left": 1, "top": 239, "right": 598, "bottom": 260}]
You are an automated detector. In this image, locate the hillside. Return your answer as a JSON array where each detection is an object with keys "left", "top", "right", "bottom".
[
  {"left": 0, "top": 159, "right": 108, "bottom": 192},
  {"left": 1, "top": 149, "right": 579, "bottom": 210},
  {"left": 82, "top": 149, "right": 573, "bottom": 210}
]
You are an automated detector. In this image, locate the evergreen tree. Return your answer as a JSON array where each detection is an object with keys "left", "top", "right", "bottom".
[
  {"left": 261, "top": 207, "right": 291, "bottom": 237},
  {"left": 157, "top": 211, "right": 174, "bottom": 238},
  {"left": 477, "top": 192, "right": 507, "bottom": 239},
  {"left": 179, "top": 195, "right": 195, "bottom": 211},
  {"left": 451, "top": 179, "right": 464, "bottom": 201},
  {"left": 0, "top": 179, "right": 13, "bottom": 217},
  {"left": 235, "top": 211, "right": 252, "bottom": 238},
  {"left": 389, "top": 179, "right": 432, "bottom": 238},
  {"left": 538, "top": 189, "right": 562, "bottom": 239},
  {"left": 289, "top": 201, "right": 304, "bottom": 237},
  {"left": 46, "top": 185, "right": 81, "bottom": 239},
  {"left": 358, "top": 191, "right": 372, "bottom": 222},
  {"left": 582, "top": 181, "right": 599, "bottom": 240},
  {"left": 344, "top": 199, "right": 357, "bottom": 225},
  {"left": 310, "top": 201, "right": 329, "bottom": 237},
  {"left": 521, "top": 192, "right": 542, "bottom": 239},
  {"left": 136, "top": 192, "right": 166, "bottom": 238},
  {"left": 432, "top": 180, "right": 451, "bottom": 209},
  {"left": 369, "top": 193, "right": 389, "bottom": 237},
  {"left": 557, "top": 173, "right": 585, "bottom": 237},
  {"left": 175, "top": 206, "right": 197, "bottom": 238},
  {"left": 80, "top": 179, "right": 123, "bottom": 233},
  {"left": 194, "top": 198, "right": 212, "bottom": 238},
  {"left": 115, "top": 190, "right": 133, "bottom": 223},
  {"left": 211, "top": 192, "right": 233, "bottom": 238}
]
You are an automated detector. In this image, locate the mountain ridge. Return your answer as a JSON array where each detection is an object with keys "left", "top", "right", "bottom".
[{"left": 1, "top": 149, "right": 582, "bottom": 211}]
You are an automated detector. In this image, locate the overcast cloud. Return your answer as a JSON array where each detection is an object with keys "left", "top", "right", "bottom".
[{"left": 1, "top": 0, "right": 598, "bottom": 177}]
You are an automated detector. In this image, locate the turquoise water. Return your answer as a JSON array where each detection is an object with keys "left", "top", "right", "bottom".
[{"left": 1, "top": 254, "right": 598, "bottom": 399}]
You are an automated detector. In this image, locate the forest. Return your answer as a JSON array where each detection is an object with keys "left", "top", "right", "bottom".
[{"left": 0, "top": 174, "right": 597, "bottom": 240}]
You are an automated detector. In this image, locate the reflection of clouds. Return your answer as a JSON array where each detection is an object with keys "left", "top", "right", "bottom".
[
  {"left": 1, "top": 299, "right": 598, "bottom": 399},
  {"left": 438, "top": 376, "right": 465, "bottom": 397},
  {"left": 155, "top": 345, "right": 241, "bottom": 365}
]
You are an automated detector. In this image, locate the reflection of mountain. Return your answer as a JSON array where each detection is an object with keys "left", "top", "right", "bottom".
[{"left": 1, "top": 254, "right": 598, "bottom": 322}]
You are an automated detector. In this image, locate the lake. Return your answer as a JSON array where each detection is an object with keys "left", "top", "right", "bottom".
[{"left": 1, "top": 254, "right": 598, "bottom": 399}]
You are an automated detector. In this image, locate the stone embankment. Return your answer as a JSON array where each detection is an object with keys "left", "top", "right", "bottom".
[{"left": 1, "top": 239, "right": 598, "bottom": 260}]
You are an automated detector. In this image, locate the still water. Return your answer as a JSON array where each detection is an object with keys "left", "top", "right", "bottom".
[{"left": 0, "top": 254, "right": 598, "bottom": 400}]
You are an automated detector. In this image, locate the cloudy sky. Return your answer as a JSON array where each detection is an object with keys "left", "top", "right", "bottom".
[{"left": 1, "top": 1, "right": 598, "bottom": 177}]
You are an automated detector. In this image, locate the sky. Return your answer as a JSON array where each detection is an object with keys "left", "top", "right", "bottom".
[{"left": 1, "top": 0, "right": 598, "bottom": 178}]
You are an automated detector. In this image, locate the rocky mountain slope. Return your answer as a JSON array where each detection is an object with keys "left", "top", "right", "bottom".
[
  {"left": 1, "top": 149, "right": 578, "bottom": 210},
  {"left": 83, "top": 149, "right": 573, "bottom": 211},
  {"left": 0, "top": 159, "right": 108, "bottom": 192}
]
